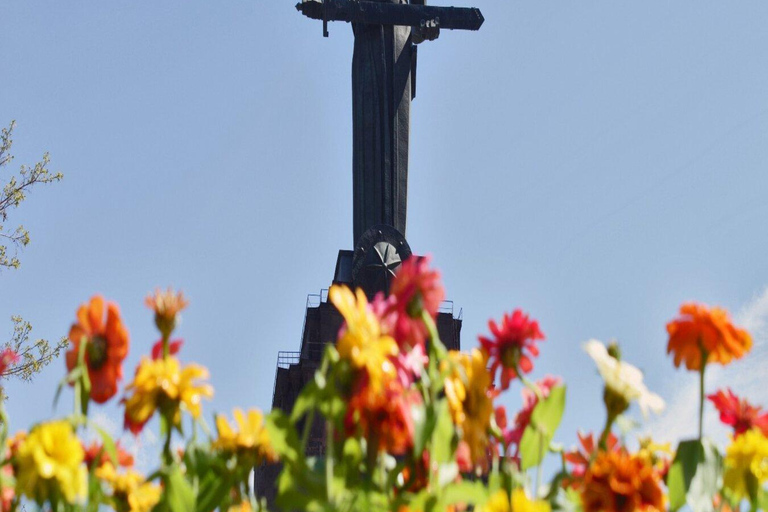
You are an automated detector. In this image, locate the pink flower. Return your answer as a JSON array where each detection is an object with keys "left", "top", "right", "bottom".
[
  {"left": 387, "top": 256, "right": 445, "bottom": 349},
  {"left": 0, "top": 349, "right": 19, "bottom": 376},
  {"left": 393, "top": 343, "right": 428, "bottom": 388}
]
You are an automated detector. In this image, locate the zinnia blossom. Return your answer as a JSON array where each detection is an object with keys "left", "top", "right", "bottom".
[
  {"left": 387, "top": 256, "right": 445, "bottom": 349},
  {"left": 477, "top": 489, "right": 551, "bottom": 512},
  {"left": 123, "top": 356, "right": 213, "bottom": 435},
  {"left": 13, "top": 420, "right": 88, "bottom": 505},
  {"left": 329, "top": 285, "right": 398, "bottom": 391},
  {"left": 82, "top": 440, "right": 135, "bottom": 469},
  {"left": 564, "top": 431, "right": 620, "bottom": 483},
  {"left": 344, "top": 377, "right": 419, "bottom": 455},
  {"left": 443, "top": 349, "right": 494, "bottom": 466},
  {"left": 145, "top": 288, "right": 188, "bottom": 338},
  {"left": 581, "top": 450, "right": 664, "bottom": 512},
  {"left": 708, "top": 388, "right": 768, "bottom": 437},
  {"left": 214, "top": 408, "right": 277, "bottom": 464},
  {"left": 479, "top": 309, "right": 544, "bottom": 390},
  {"left": 583, "top": 340, "right": 665, "bottom": 418},
  {"left": 95, "top": 462, "right": 161, "bottom": 512},
  {"left": 723, "top": 428, "right": 768, "bottom": 501},
  {"left": 636, "top": 437, "right": 672, "bottom": 479},
  {"left": 66, "top": 295, "right": 130, "bottom": 404},
  {"left": 0, "top": 348, "right": 19, "bottom": 376},
  {"left": 667, "top": 302, "right": 752, "bottom": 371}
]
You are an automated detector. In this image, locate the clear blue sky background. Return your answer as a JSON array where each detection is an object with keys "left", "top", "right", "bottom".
[{"left": 2, "top": 0, "right": 768, "bottom": 467}]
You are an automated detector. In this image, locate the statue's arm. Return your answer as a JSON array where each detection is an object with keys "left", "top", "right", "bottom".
[{"left": 411, "top": 0, "right": 440, "bottom": 43}]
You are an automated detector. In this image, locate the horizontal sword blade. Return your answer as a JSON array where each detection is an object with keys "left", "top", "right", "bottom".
[{"left": 296, "top": 0, "right": 484, "bottom": 31}]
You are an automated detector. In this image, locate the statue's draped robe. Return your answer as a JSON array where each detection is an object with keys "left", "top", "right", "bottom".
[{"left": 352, "top": 0, "right": 413, "bottom": 245}]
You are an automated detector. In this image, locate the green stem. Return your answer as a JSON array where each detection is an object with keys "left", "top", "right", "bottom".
[
  {"left": 75, "top": 335, "right": 89, "bottom": 418},
  {"left": 163, "top": 426, "right": 173, "bottom": 466},
  {"left": 698, "top": 362, "right": 706, "bottom": 442},
  {"left": 301, "top": 409, "right": 315, "bottom": 452},
  {"left": 326, "top": 419, "right": 334, "bottom": 503},
  {"left": 535, "top": 434, "right": 544, "bottom": 497},
  {"left": 698, "top": 342, "right": 708, "bottom": 442},
  {"left": 162, "top": 332, "right": 170, "bottom": 360},
  {"left": 519, "top": 372, "right": 543, "bottom": 402},
  {"left": 599, "top": 409, "right": 617, "bottom": 451}
]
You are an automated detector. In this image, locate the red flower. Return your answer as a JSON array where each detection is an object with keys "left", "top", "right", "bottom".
[
  {"left": 387, "top": 256, "right": 445, "bottom": 349},
  {"left": 344, "top": 377, "right": 420, "bottom": 455},
  {"left": 0, "top": 349, "right": 19, "bottom": 376},
  {"left": 708, "top": 388, "right": 768, "bottom": 437},
  {"left": 151, "top": 339, "right": 183, "bottom": 360},
  {"left": 479, "top": 309, "right": 545, "bottom": 390},
  {"left": 66, "top": 295, "right": 130, "bottom": 404},
  {"left": 82, "top": 440, "right": 135, "bottom": 469}
]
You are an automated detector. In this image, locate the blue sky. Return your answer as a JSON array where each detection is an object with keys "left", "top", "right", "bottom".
[{"left": 2, "top": 0, "right": 768, "bottom": 467}]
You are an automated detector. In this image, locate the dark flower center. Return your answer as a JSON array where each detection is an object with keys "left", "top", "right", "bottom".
[
  {"left": 500, "top": 344, "right": 520, "bottom": 369},
  {"left": 86, "top": 335, "right": 108, "bottom": 370}
]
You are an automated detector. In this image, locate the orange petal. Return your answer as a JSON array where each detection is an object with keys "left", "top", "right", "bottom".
[{"left": 88, "top": 295, "right": 106, "bottom": 334}]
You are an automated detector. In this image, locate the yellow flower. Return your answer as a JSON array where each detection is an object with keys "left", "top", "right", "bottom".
[
  {"left": 724, "top": 428, "right": 768, "bottom": 500},
  {"left": 228, "top": 502, "right": 253, "bottom": 512},
  {"left": 214, "top": 408, "right": 277, "bottom": 464},
  {"left": 123, "top": 356, "right": 213, "bottom": 434},
  {"left": 637, "top": 436, "right": 673, "bottom": 476},
  {"left": 329, "top": 285, "right": 397, "bottom": 390},
  {"left": 96, "top": 462, "right": 161, "bottom": 512},
  {"left": 443, "top": 349, "right": 493, "bottom": 465},
  {"left": 478, "top": 489, "right": 551, "bottom": 512},
  {"left": 13, "top": 420, "right": 87, "bottom": 505}
]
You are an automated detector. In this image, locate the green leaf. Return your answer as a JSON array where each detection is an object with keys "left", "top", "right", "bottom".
[
  {"left": 531, "top": 385, "right": 566, "bottom": 436},
  {"left": 195, "top": 471, "right": 232, "bottom": 512},
  {"left": 443, "top": 480, "right": 487, "bottom": 506},
  {"left": 519, "top": 385, "right": 567, "bottom": 470},
  {"left": 92, "top": 424, "right": 118, "bottom": 467},
  {"left": 431, "top": 400, "right": 455, "bottom": 464},
  {"left": 412, "top": 401, "right": 435, "bottom": 457},
  {"left": 758, "top": 488, "right": 768, "bottom": 512},
  {"left": 291, "top": 381, "right": 320, "bottom": 422},
  {"left": 266, "top": 410, "right": 304, "bottom": 467},
  {"left": 667, "top": 439, "right": 722, "bottom": 512},
  {"left": 163, "top": 466, "right": 195, "bottom": 512}
]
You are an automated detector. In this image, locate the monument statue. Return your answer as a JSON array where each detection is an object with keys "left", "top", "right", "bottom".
[{"left": 297, "top": 0, "right": 483, "bottom": 246}]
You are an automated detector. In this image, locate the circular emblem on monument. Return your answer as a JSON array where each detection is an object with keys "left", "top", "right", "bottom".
[{"left": 352, "top": 225, "right": 412, "bottom": 297}]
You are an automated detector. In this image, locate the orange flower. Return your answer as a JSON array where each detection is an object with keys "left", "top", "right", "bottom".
[
  {"left": 564, "top": 431, "right": 620, "bottom": 487},
  {"left": 581, "top": 450, "right": 663, "bottom": 512},
  {"left": 666, "top": 303, "right": 751, "bottom": 370},
  {"left": 82, "top": 440, "right": 134, "bottom": 469},
  {"left": 344, "top": 377, "right": 419, "bottom": 455},
  {"left": 66, "top": 295, "right": 130, "bottom": 404}
]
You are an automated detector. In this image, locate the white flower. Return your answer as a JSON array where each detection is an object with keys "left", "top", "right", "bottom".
[{"left": 583, "top": 339, "right": 665, "bottom": 418}]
